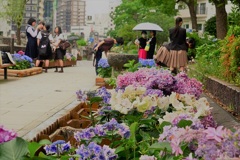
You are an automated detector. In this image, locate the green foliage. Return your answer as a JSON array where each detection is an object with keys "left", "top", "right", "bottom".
[
  {"left": 105, "top": 77, "right": 117, "bottom": 88},
  {"left": 123, "top": 60, "right": 140, "bottom": 72},
  {"left": 204, "top": 16, "right": 216, "bottom": 37},
  {"left": 97, "top": 67, "right": 112, "bottom": 78},
  {"left": 76, "top": 39, "right": 87, "bottom": 46},
  {"left": 0, "top": 137, "right": 28, "bottom": 160},
  {"left": 228, "top": 5, "right": 240, "bottom": 26},
  {"left": 111, "top": 0, "right": 174, "bottom": 45},
  {"left": 9, "top": 61, "right": 31, "bottom": 70}
]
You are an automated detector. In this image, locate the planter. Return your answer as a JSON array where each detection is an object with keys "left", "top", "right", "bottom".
[
  {"left": 107, "top": 53, "right": 138, "bottom": 70},
  {"left": 31, "top": 101, "right": 100, "bottom": 143},
  {"left": 0, "top": 67, "right": 42, "bottom": 77},
  {"left": 43, "top": 60, "right": 77, "bottom": 68}
]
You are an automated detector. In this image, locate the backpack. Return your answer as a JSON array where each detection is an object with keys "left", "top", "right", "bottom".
[{"left": 38, "top": 31, "right": 50, "bottom": 56}]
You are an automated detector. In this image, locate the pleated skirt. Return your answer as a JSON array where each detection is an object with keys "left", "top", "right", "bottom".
[
  {"left": 167, "top": 50, "right": 188, "bottom": 68},
  {"left": 154, "top": 46, "right": 170, "bottom": 66}
]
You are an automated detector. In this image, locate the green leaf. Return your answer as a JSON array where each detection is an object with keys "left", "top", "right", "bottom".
[
  {"left": 139, "top": 130, "right": 151, "bottom": 141},
  {"left": 38, "top": 139, "right": 52, "bottom": 145},
  {"left": 149, "top": 142, "right": 172, "bottom": 153},
  {"left": 0, "top": 137, "right": 28, "bottom": 160},
  {"left": 90, "top": 96, "right": 103, "bottom": 104},
  {"left": 28, "top": 142, "right": 43, "bottom": 158},
  {"left": 115, "top": 146, "right": 125, "bottom": 154},
  {"left": 177, "top": 120, "right": 193, "bottom": 128},
  {"left": 130, "top": 122, "right": 139, "bottom": 141},
  {"left": 159, "top": 121, "right": 172, "bottom": 132}
]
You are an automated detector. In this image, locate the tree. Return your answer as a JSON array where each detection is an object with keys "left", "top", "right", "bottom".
[
  {"left": 176, "top": 0, "right": 198, "bottom": 32},
  {"left": 209, "top": 0, "right": 227, "bottom": 39},
  {"left": 0, "top": 0, "right": 29, "bottom": 45},
  {"left": 204, "top": 16, "right": 216, "bottom": 37},
  {"left": 110, "top": 0, "right": 174, "bottom": 44}
]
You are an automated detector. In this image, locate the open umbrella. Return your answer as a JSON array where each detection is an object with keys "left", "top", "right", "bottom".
[{"left": 133, "top": 22, "right": 163, "bottom": 32}]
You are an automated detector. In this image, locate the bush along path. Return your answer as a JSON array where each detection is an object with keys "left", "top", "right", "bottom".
[{"left": 1, "top": 68, "right": 240, "bottom": 160}]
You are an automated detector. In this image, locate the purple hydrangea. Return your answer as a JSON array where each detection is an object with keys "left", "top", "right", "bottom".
[
  {"left": 74, "top": 118, "right": 130, "bottom": 142},
  {"left": 76, "top": 142, "right": 117, "bottom": 160},
  {"left": 98, "top": 59, "right": 110, "bottom": 68},
  {"left": 200, "top": 114, "right": 218, "bottom": 129},
  {"left": 76, "top": 90, "right": 88, "bottom": 102},
  {"left": 0, "top": 125, "right": 17, "bottom": 144},
  {"left": 96, "top": 87, "right": 111, "bottom": 104},
  {"left": 116, "top": 68, "right": 202, "bottom": 98},
  {"left": 98, "top": 105, "right": 112, "bottom": 116},
  {"left": 44, "top": 140, "right": 71, "bottom": 155}
]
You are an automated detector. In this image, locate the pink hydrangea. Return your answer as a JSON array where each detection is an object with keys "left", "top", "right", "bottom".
[{"left": 0, "top": 125, "right": 17, "bottom": 143}]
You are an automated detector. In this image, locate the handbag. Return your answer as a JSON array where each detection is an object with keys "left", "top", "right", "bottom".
[
  {"left": 144, "top": 44, "right": 150, "bottom": 51},
  {"left": 59, "top": 40, "right": 71, "bottom": 50}
]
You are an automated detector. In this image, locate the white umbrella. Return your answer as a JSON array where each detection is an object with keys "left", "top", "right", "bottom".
[{"left": 133, "top": 22, "right": 163, "bottom": 32}]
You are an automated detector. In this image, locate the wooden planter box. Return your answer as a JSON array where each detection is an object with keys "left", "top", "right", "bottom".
[
  {"left": 43, "top": 60, "right": 77, "bottom": 68},
  {"left": 0, "top": 67, "right": 42, "bottom": 77},
  {"left": 32, "top": 101, "right": 100, "bottom": 143}
]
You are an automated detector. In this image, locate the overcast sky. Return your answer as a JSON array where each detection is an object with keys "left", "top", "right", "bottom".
[{"left": 85, "top": 0, "right": 110, "bottom": 16}]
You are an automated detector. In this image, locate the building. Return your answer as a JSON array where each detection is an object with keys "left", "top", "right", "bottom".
[
  {"left": 11, "top": 0, "right": 44, "bottom": 32},
  {"left": 43, "top": 0, "right": 54, "bottom": 29},
  {"left": 56, "top": 0, "right": 86, "bottom": 34},
  {"left": 176, "top": 0, "right": 233, "bottom": 34},
  {"left": 108, "top": 0, "right": 122, "bottom": 30}
]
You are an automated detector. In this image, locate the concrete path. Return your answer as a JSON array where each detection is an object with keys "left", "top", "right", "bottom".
[
  {"left": 0, "top": 60, "right": 96, "bottom": 137},
  {"left": 0, "top": 61, "right": 239, "bottom": 140}
]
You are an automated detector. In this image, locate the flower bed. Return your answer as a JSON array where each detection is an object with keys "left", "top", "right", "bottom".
[{"left": 1, "top": 68, "right": 240, "bottom": 160}]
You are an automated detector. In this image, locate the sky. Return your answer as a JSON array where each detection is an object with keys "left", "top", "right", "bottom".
[{"left": 85, "top": 0, "right": 110, "bottom": 16}]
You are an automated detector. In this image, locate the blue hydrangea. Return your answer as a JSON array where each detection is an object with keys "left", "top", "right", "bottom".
[
  {"left": 96, "top": 87, "right": 111, "bottom": 104},
  {"left": 44, "top": 140, "right": 71, "bottom": 155},
  {"left": 139, "top": 58, "right": 156, "bottom": 68},
  {"left": 98, "top": 59, "right": 110, "bottom": 68},
  {"left": 76, "top": 142, "right": 117, "bottom": 160}
]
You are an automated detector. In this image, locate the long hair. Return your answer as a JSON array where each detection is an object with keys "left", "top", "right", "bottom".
[
  {"left": 173, "top": 17, "right": 183, "bottom": 38},
  {"left": 54, "top": 26, "right": 62, "bottom": 36}
]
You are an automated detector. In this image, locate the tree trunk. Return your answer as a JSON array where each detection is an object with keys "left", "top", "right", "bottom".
[
  {"left": 215, "top": 3, "right": 227, "bottom": 39},
  {"left": 16, "top": 27, "right": 21, "bottom": 45},
  {"left": 187, "top": 1, "right": 198, "bottom": 32}
]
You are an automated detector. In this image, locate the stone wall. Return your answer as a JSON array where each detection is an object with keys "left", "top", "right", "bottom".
[{"left": 205, "top": 76, "right": 240, "bottom": 115}]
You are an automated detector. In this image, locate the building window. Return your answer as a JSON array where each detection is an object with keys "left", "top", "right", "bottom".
[
  {"left": 183, "top": 24, "right": 189, "bottom": 29},
  {"left": 197, "top": 24, "right": 202, "bottom": 30},
  {"left": 200, "top": 3, "right": 206, "bottom": 14},
  {"left": 87, "top": 16, "right": 92, "bottom": 20}
]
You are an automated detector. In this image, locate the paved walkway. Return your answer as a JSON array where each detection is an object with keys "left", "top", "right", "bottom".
[
  {"left": 0, "top": 60, "right": 96, "bottom": 138},
  {"left": 0, "top": 61, "right": 239, "bottom": 140}
]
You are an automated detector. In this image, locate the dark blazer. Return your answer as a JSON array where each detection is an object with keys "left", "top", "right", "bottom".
[{"left": 168, "top": 27, "right": 187, "bottom": 51}]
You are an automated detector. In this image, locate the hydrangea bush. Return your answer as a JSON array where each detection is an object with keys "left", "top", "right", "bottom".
[{"left": 9, "top": 53, "right": 34, "bottom": 70}]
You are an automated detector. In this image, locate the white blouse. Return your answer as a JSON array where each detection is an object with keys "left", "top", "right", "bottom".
[{"left": 26, "top": 25, "right": 39, "bottom": 38}]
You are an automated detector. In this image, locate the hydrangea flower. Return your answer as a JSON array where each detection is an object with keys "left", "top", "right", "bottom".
[
  {"left": 139, "top": 58, "right": 156, "bottom": 68},
  {"left": 98, "top": 59, "right": 110, "bottom": 68},
  {"left": 139, "top": 155, "right": 157, "bottom": 160},
  {"left": 44, "top": 140, "right": 71, "bottom": 155},
  {"left": 96, "top": 87, "right": 111, "bottom": 104},
  {"left": 76, "top": 90, "right": 88, "bottom": 102},
  {"left": 0, "top": 125, "right": 17, "bottom": 144},
  {"left": 74, "top": 118, "right": 130, "bottom": 142},
  {"left": 76, "top": 142, "right": 117, "bottom": 160}
]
